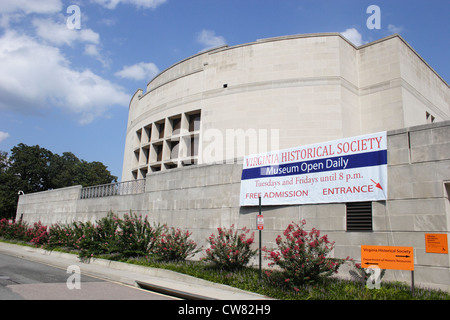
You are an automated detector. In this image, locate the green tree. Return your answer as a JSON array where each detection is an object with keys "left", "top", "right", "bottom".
[
  {"left": 49, "top": 152, "right": 117, "bottom": 188},
  {"left": 9, "top": 143, "right": 54, "bottom": 193},
  {"left": 0, "top": 151, "right": 19, "bottom": 219},
  {"left": 49, "top": 152, "right": 81, "bottom": 188},
  {"left": 0, "top": 144, "right": 117, "bottom": 219},
  {"left": 74, "top": 160, "right": 117, "bottom": 187}
]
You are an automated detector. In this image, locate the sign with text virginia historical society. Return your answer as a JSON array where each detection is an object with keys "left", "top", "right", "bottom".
[{"left": 240, "top": 132, "right": 387, "bottom": 206}]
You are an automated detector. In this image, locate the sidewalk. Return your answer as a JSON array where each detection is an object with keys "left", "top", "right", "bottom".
[{"left": 0, "top": 242, "right": 271, "bottom": 300}]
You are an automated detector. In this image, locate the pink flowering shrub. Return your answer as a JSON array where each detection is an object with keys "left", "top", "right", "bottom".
[
  {"left": 0, "top": 218, "right": 13, "bottom": 238},
  {"left": 90, "top": 212, "right": 121, "bottom": 256},
  {"left": 155, "top": 226, "right": 201, "bottom": 261},
  {"left": 69, "top": 221, "right": 98, "bottom": 259},
  {"left": 25, "top": 222, "right": 49, "bottom": 246},
  {"left": 264, "top": 220, "right": 350, "bottom": 286},
  {"left": 116, "top": 212, "right": 164, "bottom": 258},
  {"left": 0, "top": 218, "right": 33, "bottom": 242},
  {"left": 202, "top": 225, "right": 257, "bottom": 270},
  {"left": 47, "top": 223, "right": 78, "bottom": 249},
  {"left": 47, "top": 212, "right": 121, "bottom": 258},
  {"left": 46, "top": 212, "right": 165, "bottom": 260}
]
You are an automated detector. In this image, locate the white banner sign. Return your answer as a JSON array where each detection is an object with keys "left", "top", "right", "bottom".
[{"left": 240, "top": 132, "right": 387, "bottom": 206}]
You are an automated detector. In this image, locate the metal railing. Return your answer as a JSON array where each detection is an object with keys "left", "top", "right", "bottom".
[{"left": 80, "top": 179, "right": 146, "bottom": 199}]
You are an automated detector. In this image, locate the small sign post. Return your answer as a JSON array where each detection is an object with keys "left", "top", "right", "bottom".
[
  {"left": 257, "top": 215, "right": 264, "bottom": 231},
  {"left": 258, "top": 196, "right": 263, "bottom": 281}
]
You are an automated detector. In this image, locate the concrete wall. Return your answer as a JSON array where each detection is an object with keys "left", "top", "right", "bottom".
[
  {"left": 16, "top": 186, "right": 81, "bottom": 225},
  {"left": 17, "top": 121, "right": 450, "bottom": 291}
]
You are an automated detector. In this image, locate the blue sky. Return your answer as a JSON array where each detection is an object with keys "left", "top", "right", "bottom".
[{"left": 0, "top": 0, "right": 448, "bottom": 181}]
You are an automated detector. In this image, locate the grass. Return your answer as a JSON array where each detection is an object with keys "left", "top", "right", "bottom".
[
  {"left": 2, "top": 239, "right": 449, "bottom": 300},
  {"left": 122, "top": 256, "right": 450, "bottom": 300}
]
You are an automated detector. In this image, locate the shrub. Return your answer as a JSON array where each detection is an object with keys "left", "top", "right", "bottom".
[
  {"left": 45, "top": 212, "right": 165, "bottom": 260},
  {"left": 0, "top": 218, "right": 28, "bottom": 241},
  {"left": 0, "top": 218, "right": 10, "bottom": 237},
  {"left": 155, "top": 226, "right": 201, "bottom": 261},
  {"left": 202, "top": 225, "right": 257, "bottom": 270},
  {"left": 72, "top": 220, "right": 99, "bottom": 259},
  {"left": 46, "top": 224, "right": 75, "bottom": 249},
  {"left": 116, "top": 213, "right": 165, "bottom": 258},
  {"left": 0, "top": 219, "right": 49, "bottom": 245},
  {"left": 25, "top": 221, "right": 49, "bottom": 246},
  {"left": 91, "top": 212, "right": 121, "bottom": 256},
  {"left": 264, "top": 220, "right": 350, "bottom": 287}
]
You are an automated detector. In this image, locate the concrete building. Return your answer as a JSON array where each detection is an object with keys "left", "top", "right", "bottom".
[
  {"left": 122, "top": 33, "right": 448, "bottom": 181},
  {"left": 17, "top": 33, "right": 450, "bottom": 291}
]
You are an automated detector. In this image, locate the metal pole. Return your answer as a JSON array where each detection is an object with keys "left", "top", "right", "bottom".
[
  {"left": 411, "top": 271, "right": 415, "bottom": 296},
  {"left": 259, "top": 196, "right": 262, "bottom": 281}
]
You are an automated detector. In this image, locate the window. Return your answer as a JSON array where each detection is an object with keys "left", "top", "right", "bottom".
[
  {"left": 346, "top": 202, "right": 372, "bottom": 231},
  {"left": 170, "top": 140, "right": 179, "bottom": 159},
  {"left": 165, "top": 163, "right": 177, "bottom": 170},
  {"left": 134, "top": 129, "right": 142, "bottom": 149},
  {"left": 130, "top": 110, "right": 201, "bottom": 178},
  {"left": 170, "top": 116, "right": 181, "bottom": 135},
  {"left": 133, "top": 150, "right": 140, "bottom": 167},
  {"left": 143, "top": 125, "right": 152, "bottom": 143},
  {"left": 186, "top": 135, "right": 199, "bottom": 157},
  {"left": 188, "top": 112, "right": 201, "bottom": 132},
  {"left": 156, "top": 121, "right": 165, "bottom": 139},
  {"left": 139, "top": 167, "right": 148, "bottom": 179},
  {"left": 154, "top": 144, "right": 163, "bottom": 162},
  {"left": 150, "top": 164, "right": 161, "bottom": 172},
  {"left": 141, "top": 145, "right": 150, "bottom": 164},
  {"left": 136, "top": 129, "right": 142, "bottom": 143}
]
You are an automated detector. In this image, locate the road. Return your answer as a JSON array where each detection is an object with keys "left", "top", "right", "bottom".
[{"left": 0, "top": 253, "right": 178, "bottom": 300}]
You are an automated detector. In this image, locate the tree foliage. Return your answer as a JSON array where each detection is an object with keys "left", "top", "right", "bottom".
[{"left": 0, "top": 143, "right": 117, "bottom": 219}]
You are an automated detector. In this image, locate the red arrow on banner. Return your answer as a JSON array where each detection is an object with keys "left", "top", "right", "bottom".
[{"left": 370, "top": 179, "right": 383, "bottom": 190}]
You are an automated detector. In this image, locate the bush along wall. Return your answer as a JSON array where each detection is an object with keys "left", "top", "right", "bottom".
[{"left": 0, "top": 213, "right": 350, "bottom": 286}]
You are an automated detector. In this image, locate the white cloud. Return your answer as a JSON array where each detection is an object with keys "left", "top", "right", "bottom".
[
  {"left": 0, "top": 132, "right": 9, "bottom": 143},
  {"left": 388, "top": 24, "right": 403, "bottom": 34},
  {"left": 115, "top": 62, "right": 159, "bottom": 81},
  {"left": 0, "top": 0, "right": 62, "bottom": 15},
  {"left": 100, "top": 18, "right": 116, "bottom": 26},
  {"left": 32, "top": 18, "right": 100, "bottom": 46},
  {"left": 84, "top": 43, "right": 100, "bottom": 56},
  {"left": 0, "top": 31, "right": 129, "bottom": 124},
  {"left": 197, "top": 29, "right": 226, "bottom": 51},
  {"left": 0, "top": 0, "right": 63, "bottom": 28},
  {"left": 340, "top": 28, "right": 365, "bottom": 46},
  {"left": 33, "top": 18, "right": 109, "bottom": 66},
  {"left": 91, "top": 0, "right": 167, "bottom": 10}
]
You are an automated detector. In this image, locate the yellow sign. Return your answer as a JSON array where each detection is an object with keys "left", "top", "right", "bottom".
[
  {"left": 425, "top": 234, "right": 448, "bottom": 254},
  {"left": 361, "top": 245, "right": 414, "bottom": 271}
]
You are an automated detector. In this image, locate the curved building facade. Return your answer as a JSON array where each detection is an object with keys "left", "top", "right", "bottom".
[{"left": 122, "top": 33, "right": 449, "bottom": 181}]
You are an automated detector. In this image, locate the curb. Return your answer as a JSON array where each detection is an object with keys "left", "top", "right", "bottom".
[
  {"left": 0, "top": 242, "right": 271, "bottom": 300},
  {"left": 135, "top": 280, "right": 215, "bottom": 300}
]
